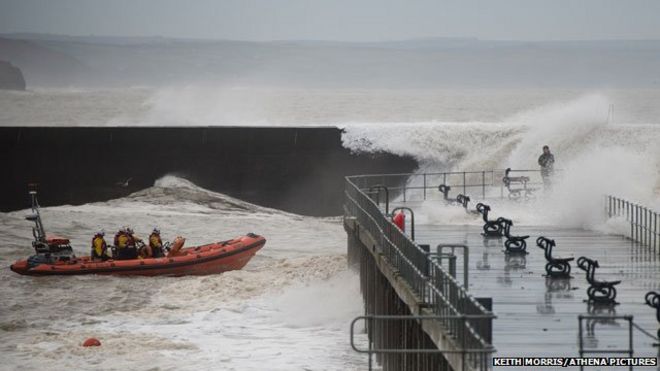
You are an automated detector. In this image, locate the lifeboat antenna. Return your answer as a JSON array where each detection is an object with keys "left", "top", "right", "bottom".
[{"left": 25, "top": 190, "right": 46, "bottom": 244}]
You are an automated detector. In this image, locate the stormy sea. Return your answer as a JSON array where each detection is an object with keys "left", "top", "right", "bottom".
[{"left": 1, "top": 86, "right": 660, "bottom": 370}]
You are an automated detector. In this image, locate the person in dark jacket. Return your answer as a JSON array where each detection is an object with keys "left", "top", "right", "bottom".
[{"left": 538, "top": 145, "right": 555, "bottom": 187}]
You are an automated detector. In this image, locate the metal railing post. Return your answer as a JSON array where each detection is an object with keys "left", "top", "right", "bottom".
[
  {"left": 368, "top": 316, "right": 373, "bottom": 371},
  {"left": 423, "top": 173, "right": 427, "bottom": 201},
  {"left": 628, "top": 316, "right": 633, "bottom": 357},
  {"left": 368, "top": 185, "right": 390, "bottom": 215},
  {"left": 436, "top": 244, "right": 470, "bottom": 289},
  {"left": 578, "top": 315, "right": 584, "bottom": 357},
  {"left": 648, "top": 208, "right": 651, "bottom": 248},
  {"left": 645, "top": 207, "right": 648, "bottom": 246},
  {"left": 461, "top": 315, "right": 467, "bottom": 371},
  {"left": 653, "top": 213, "right": 658, "bottom": 250},
  {"left": 637, "top": 204, "right": 640, "bottom": 242},
  {"left": 637, "top": 205, "right": 640, "bottom": 243},
  {"left": 649, "top": 209, "right": 653, "bottom": 248},
  {"left": 603, "top": 195, "right": 658, "bottom": 253},
  {"left": 482, "top": 171, "right": 486, "bottom": 199},
  {"left": 637, "top": 205, "right": 644, "bottom": 243},
  {"left": 629, "top": 202, "right": 633, "bottom": 240}
]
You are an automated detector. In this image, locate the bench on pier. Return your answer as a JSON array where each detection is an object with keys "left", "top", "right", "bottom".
[
  {"left": 476, "top": 203, "right": 503, "bottom": 237},
  {"left": 536, "top": 237, "right": 573, "bottom": 278},
  {"left": 644, "top": 291, "right": 660, "bottom": 345},
  {"left": 438, "top": 184, "right": 479, "bottom": 215},
  {"left": 498, "top": 217, "right": 529, "bottom": 254},
  {"left": 577, "top": 257, "right": 621, "bottom": 305},
  {"left": 502, "top": 168, "right": 535, "bottom": 200},
  {"left": 456, "top": 194, "right": 470, "bottom": 210}
]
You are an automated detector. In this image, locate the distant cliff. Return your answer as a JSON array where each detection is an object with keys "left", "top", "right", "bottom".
[
  {"left": 0, "top": 38, "right": 88, "bottom": 86},
  {"left": 0, "top": 60, "right": 25, "bottom": 90},
  {"left": 1, "top": 35, "right": 660, "bottom": 88}
]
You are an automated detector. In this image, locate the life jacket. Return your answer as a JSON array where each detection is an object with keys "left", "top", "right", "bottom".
[
  {"left": 149, "top": 233, "right": 163, "bottom": 249},
  {"left": 115, "top": 232, "right": 129, "bottom": 249},
  {"left": 91, "top": 236, "right": 106, "bottom": 257}
]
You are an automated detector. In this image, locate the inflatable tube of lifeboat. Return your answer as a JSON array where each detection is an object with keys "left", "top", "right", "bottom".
[
  {"left": 167, "top": 236, "right": 186, "bottom": 258},
  {"left": 10, "top": 233, "right": 265, "bottom": 276}
]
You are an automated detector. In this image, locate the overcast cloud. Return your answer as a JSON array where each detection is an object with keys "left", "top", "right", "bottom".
[{"left": 1, "top": 0, "right": 659, "bottom": 41}]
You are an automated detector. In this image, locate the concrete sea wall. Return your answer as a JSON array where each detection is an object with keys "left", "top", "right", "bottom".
[{"left": 1, "top": 127, "right": 417, "bottom": 215}]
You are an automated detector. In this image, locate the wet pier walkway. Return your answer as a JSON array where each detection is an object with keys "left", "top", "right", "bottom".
[
  {"left": 347, "top": 172, "right": 659, "bottom": 370},
  {"left": 412, "top": 220, "right": 660, "bottom": 359}
]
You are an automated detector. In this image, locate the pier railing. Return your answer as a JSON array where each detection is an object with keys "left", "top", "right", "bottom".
[
  {"left": 351, "top": 169, "right": 544, "bottom": 202},
  {"left": 606, "top": 195, "right": 659, "bottom": 252},
  {"left": 345, "top": 175, "right": 496, "bottom": 367}
]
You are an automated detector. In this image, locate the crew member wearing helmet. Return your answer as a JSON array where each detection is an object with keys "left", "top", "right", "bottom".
[
  {"left": 126, "top": 227, "right": 142, "bottom": 246},
  {"left": 114, "top": 227, "right": 138, "bottom": 260},
  {"left": 91, "top": 230, "right": 109, "bottom": 260},
  {"left": 148, "top": 227, "right": 165, "bottom": 258},
  {"left": 127, "top": 227, "right": 145, "bottom": 257}
]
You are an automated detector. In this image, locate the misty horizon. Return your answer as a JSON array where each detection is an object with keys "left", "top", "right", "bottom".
[
  {"left": 1, "top": 1, "right": 660, "bottom": 90},
  {"left": 4, "top": 32, "right": 660, "bottom": 44},
  {"left": 2, "top": 0, "right": 660, "bottom": 42},
  {"left": 3, "top": 33, "right": 660, "bottom": 89}
]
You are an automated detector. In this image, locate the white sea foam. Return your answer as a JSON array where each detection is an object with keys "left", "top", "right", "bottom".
[
  {"left": 341, "top": 93, "right": 660, "bottom": 228},
  {"left": 3, "top": 88, "right": 660, "bottom": 370},
  {"left": 0, "top": 176, "right": 364, "bottom": 370}
]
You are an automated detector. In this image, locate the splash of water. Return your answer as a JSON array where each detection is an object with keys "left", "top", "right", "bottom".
[
  {"left": 341, "top": 93, "right": 660, "bottom": 227},
  {"left": 0, "top": 176, "right": 363, "bottom": 370}
]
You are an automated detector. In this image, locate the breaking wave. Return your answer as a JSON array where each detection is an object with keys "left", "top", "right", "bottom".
[
  {"left": 0, "top": 176, "right": 364, "bottom": 370},
  {"left": 341, "top": 94, "right": 660, "bottom": 227}
]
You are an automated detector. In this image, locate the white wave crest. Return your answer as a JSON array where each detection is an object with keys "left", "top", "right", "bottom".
[{"left": 341, "top": 93, "right": 660, "bottom": 227}]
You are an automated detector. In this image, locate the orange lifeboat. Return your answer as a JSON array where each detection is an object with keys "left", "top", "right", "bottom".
[
  {"left": 10, "top": 191, "right": 265, "bottom": 276},
  {"left": 10, "top": 233, "right": 266, "bottom": 276}
]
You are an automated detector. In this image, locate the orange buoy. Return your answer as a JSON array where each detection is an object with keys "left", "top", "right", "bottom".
[
  {"left": 392, "top": 211, "right": 405, "bottom": 231},
  {"left": 82, "top": 338, "right": 101, "bottom": 347}
]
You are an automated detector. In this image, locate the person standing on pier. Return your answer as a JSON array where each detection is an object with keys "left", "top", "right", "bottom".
[{"left": 538, "top": 145, "right": 555, "bottom": 188}]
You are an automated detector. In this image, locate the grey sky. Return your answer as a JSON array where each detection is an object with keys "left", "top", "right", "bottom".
[{"left": 1, "top": 0, "right": 659, "bottom": 42}]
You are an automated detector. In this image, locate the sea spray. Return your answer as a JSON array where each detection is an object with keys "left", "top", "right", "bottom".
[
  {"left": 341, "top": 94, "right": 660, "bottom": 228},
  {"left": 0, "top": 176, "right": 361, "bottom": 370}
]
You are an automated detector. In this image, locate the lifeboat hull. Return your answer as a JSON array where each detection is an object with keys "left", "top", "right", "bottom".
[{"left": 10, "top": 234, "right": 265, "bottom": 276}]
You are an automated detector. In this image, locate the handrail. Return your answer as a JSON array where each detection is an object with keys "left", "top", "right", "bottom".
[
  {"left": 606, "top": 195, "right": 659, "bottom": 253},
  {"left": 344, "top": 175, "right": 496, "bottom": 362},
  {"left": 351, "top": 315, "right": 496, "bottom": 371},
  {"left": 578, "top": 315, "right": 634, "bottom": 357},
  {"left": 367, "top": 185, "right": 390, "bottom": 215},
  {"left": 346, "top": 169, "right": 543, "bottom": 180},
  {"left": 350, "top": 314, "right": 496, "bottom": 354},
  {"left": 434, "top": 244, "right": 470, "bottom": 289},
  {"left": 348, "top": 169, "right": 546, "bottom": 202},
  {"left": 346, "top": 172, "right": 659, "bottom": 371}
]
